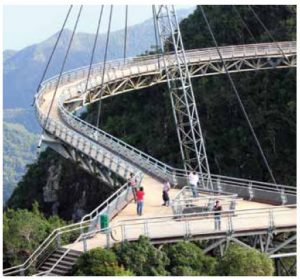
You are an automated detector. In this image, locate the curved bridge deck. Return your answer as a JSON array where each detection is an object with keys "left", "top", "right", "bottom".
[{"left": 64, "top": 174, "right": 296, "bottom": 252}]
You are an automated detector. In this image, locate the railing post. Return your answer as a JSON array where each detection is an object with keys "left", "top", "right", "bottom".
[
  {"left": 280, "top": 189, "right": 287, "bottom": 205},
  {"left": 217, "top": 178, "right": 222, "bottom": 193},
  {"left": 144, "top": 219, "right": 149, "bottom": 237},
  {"left": 184, "top": 220, "right": 191, "bottom": 239},
  {"left": 106, "top": 229, "right": 111, "bottom": 248},
  {"left": 268, "top": 210, "right": 275, "bottom": 232},
  {"left": 56, "top": 234, "right": 61, "bottom": 248},
  {"left": 248, "top": 182, "right": 254, "bottom": 200},
  {"left": 83, "top": 235, "right": 87, "bottom": 252},
  {"left": 20, "top": 268, "right": 25, "bottom": 276},
  {"left": 172, "top": 170, "right": 177, "bottom": 186}
]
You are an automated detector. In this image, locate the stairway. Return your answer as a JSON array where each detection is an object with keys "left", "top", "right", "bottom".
[{"left": 38, "top": 248, "right": 82, "bottom": 276}]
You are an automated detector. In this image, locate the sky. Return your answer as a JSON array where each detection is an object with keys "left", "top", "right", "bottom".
[{"left": 3, "top": 5, "right": 195, "bottom": 51}]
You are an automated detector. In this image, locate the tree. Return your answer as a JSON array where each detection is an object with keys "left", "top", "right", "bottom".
[
  {"left": 163, "top": 241, "right": 216, "bottom": 275},
  {"left": 3, "top": 202, "right": 66, "bottom": 268},
  {"left": 72, "top": 248, "right": 133, "bottom": 276},
  {"left": 112, "top": 236, "right": 170, "bottom": 276},
  {"left": 217, "top": 243, "right": 274, "bottom": 276}
]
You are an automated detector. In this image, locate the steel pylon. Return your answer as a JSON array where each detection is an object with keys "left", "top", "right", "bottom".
[{"left": 153, "top": 5, "right": 213, "bottom": 189}]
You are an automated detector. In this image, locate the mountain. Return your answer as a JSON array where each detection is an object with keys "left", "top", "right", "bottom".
[
  {"left": 3, "top": 7, "right": 195, "bottom": 110},
  {"left": 3, "top": 50, "right": 17, "bottom": 61},
  {"left": 3, "top": 122, "right": 39, "bottom": 203},
  {"left": 4, "top": 108, "right": 41, "bottom": 133}
]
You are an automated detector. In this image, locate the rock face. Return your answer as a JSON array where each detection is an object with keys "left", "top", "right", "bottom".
[
  {"left": 43, "top": 163, "right": 62, "bottom": 203},
  {"left": 7, "top": 148, "right": 122, "bottom": 221}
]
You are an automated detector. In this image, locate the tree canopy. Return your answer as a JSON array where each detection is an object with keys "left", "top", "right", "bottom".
[
  {"left": 112, "top": 236, "right": 170, "bottom": 276},
  {"left": 163, "top": 241, "right": 216, "bottom": 275},
  {"left": 217, "top": 243, "right": 274, "bottom": 276},
  {"left": 72, "top": 248, "right": 133, "bottom": 276}
]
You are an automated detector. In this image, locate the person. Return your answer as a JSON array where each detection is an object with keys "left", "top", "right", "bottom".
[
  {"left": 213, "top": 200, "right": 222, "bottom": 230},
  {"left": 162, "top": 180, "right": 171, "bottom": 206},
  {"left": 188, "top": 171, "right": 199, "bottom": 197},
  {"left": 136, "top": 187, "right": 145, "bottom": 216},
  {"left": 128, "top": 173, "right": 137, "bottom": 202}
]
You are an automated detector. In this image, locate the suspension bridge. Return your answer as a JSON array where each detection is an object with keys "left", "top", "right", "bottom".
[{"left": 3, "top": 5, "right": 296, "bottom": 276}]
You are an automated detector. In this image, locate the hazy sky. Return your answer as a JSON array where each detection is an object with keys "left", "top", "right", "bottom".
[{"left": 3, "top": 5, "right": 195, "bottom": 50}]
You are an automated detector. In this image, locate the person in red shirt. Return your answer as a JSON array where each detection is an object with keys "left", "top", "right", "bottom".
[{"left": 136, "top": 187, "right": 145, "bottom": 216}]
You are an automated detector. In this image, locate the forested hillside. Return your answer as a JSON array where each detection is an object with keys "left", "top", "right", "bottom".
[{"left": 3, "top": 122, "right": 39, "bottom": 203}]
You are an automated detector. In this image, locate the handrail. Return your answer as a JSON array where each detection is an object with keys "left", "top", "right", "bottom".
[
  {"left": 57, "top": 93, "right": 296, "bottom": 195},
  {"left": 38, "top": 40, "right": 296, "bottom": 91},
  {"left": 80, "top": 171, "right": 143, "bottom": 224},
  {"left": 3, "top": 221, "right": 90, "bottom": 276},
  {"left": 94, "top": 204, "right": 295, "bottom": 225}
]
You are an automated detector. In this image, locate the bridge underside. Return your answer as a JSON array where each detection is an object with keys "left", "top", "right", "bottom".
[{"left": 64, "top": 52, "right": 296, "bottom": 110}]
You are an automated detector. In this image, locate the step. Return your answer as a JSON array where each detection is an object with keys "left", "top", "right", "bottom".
[
  {"left": 43, "top": 262, "right": 71, "bottom": 271},
  {"left": 49, "top": 254, "right": 79, "bottom": 262},
  {"left": 57, "top": 248, "right": 82, "bottom": 257},
  {"left": 47, "top": 258, "right": 77, "bottom": 266},
  {"left": 39, "top": 266, "right": 66, "bottom": 276}
]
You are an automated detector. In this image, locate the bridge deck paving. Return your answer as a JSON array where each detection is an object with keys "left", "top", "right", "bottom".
[{"left": 64, "top": 174, "right": 296, "bottom": 252}]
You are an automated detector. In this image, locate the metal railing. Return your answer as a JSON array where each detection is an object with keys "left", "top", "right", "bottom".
[
  {"left": 56, "top": 88, "right": 296, "bottom": 204},
  {"left": 80, "top": 171, "right": 143, "bottom": 232},
  {"left": 96, "top": 205, "right": 296, "bottom": 244},
  {"left": 3, "top": 171, "right": 143, "bottom": 276},
  {"left": 3, "top": 221, "right": 90, "bottom": 276},
  {"left": 171, "top": 186, "right": 238, "bottom": 215}
]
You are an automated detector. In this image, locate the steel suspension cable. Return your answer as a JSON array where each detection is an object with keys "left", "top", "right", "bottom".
[
  {"left": 33, "top": 5, "right": 73, "bottom": 104},
  {"left": 123, "top": 5, "right": 128, "bottom": 63},
  {"left": 232, "top": 6, "right": 257, "bottom": 44},
  {"left": 83, "top": 6, "right": 104, "bottom": 94},
  {"left": 96, "top": 5, "right": 113, "bottom": 128},
  {"left": 43, "top": 6, "right": 83, "bottom": 132},
  {"left": 199, "top": 5, "right": 278, "bottom": 186},
  {"left": 248, "top": 6, "right": 288, "bottom": 60}
]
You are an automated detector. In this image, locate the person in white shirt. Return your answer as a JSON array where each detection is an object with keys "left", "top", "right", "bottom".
[{"left": 188, "top": 171, "right": 199, "bottom": 197}]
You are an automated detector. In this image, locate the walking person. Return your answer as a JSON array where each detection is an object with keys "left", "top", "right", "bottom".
[
  {"left": 188, "top": 171, "right": 199, "bottom": 197},
  {"left": 162, "top": 180, "right": 171, "bottom": 206},
  {"left": 136, "top": 187, "right": 145, "bottom": 216},
  {"left": 128, "top": 173, "right": 137, "bottom": 202},
  {"left": 213, "top": 200, "right": 222, "bottom": 230}
]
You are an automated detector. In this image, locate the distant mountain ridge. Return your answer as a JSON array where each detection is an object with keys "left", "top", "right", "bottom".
[{"left": 3, "top": 7, "right": 194, "bottom": 109}]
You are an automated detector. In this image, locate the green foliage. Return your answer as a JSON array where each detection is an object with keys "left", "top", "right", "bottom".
[
  {"left": 163, "top": 241, "right": 216, "bottom": 275},
  {"left": 3, "top": 121, "right": 39, "bottom": 203},
  {"left": 3, "top": 202, "right": 67, "bottom": 268},
  {"left": 113, "top": 236, "right": 170, "bottom": 276},
  {"left": 7, "top": 148, "right": 117, "bottom": 221},
  {"left": 72, "top": 248, "right": 133, "bottom": 276},
  {"left": 217, "top": 243, "right": 274, "bottom": 276}
]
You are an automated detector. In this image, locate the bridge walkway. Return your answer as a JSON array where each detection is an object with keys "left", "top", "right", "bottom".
[{"left": 64, "top": 174, "right": 293, "bottom": 252}]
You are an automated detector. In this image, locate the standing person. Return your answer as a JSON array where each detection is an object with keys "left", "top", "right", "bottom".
[
  {"left": 162, "top": 180, "right": 171, "bottom": 206},
  {"left": 213, "top": 200, "right": 222, "bottom": 230},
  {"left": 188, "top": 171, "right": 199, "bottom": 197},
  {"left": 136, "top": 187, "right": 145, "bottom": 216},
  {"left": 128, "top": 173, "right": 137, "bottom": 202}
]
